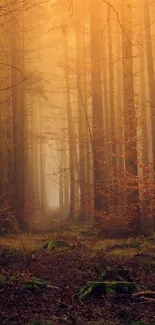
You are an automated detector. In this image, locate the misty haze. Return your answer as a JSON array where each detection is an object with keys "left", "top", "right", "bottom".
[{"left": 0, "top": 1, "right": 155, "bottom": 325}]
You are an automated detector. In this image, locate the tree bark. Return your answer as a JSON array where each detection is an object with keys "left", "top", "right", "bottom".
[
  {"left": 90, "top": 0, "right": 107, "bottom": 224},
  {"left": 63, "top": 29, "right": 75, "bottom": 221},
  {"left": 11, "top": 10, "right": 25, "bottom": 227},
  {"left": 121, "top": 0, "right": 140, "bottom": 226}
]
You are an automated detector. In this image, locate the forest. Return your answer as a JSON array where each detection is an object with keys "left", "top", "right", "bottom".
[{"left": 0, "top": 0, "right": 155, "bottom": 324}]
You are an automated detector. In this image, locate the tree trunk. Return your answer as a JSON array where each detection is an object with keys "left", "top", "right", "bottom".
[
  {"left": 108, "top": 8, "right": 116, "bottom": 169},
  {"left": 0, "top": 11, "right": 13, "bottom": 215},
  {"left": 63, "top": 30, "right": 75, "bottom": 221},
  {"left": 59, "top": 145, "right": 64, "bottom": 212},
  {"left": 11, "top": 10, "right": 25, "bottom": 227},
  {"left": 90, "top": 0, "right": 107, "bottom": 224},
  {"left": 108, "top": 8, "right": 117, "bottom": 209},
  {"left": 63, "top": 136, "right": 69, "bottom": 214},
  {"left": 122, "top": 0, "right": 140, "bottom": 227},
  {"left": 76, "top": 18, "right": 87, "bottom": 221},
  {"left": 144, "top": 0, "right": 155, "bottom": 168}
]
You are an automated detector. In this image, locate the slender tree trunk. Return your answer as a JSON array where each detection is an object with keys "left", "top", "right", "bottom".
[
  {"left": 0, "top": 12, "right": 13, "bottom": 210},
  {"left": 116, "top": 24, "right": 125, "bottom": 215},
  {"left": 143, "top": 0, "right": 155, "bottom": 223},
  {"left": 107, "top": 8, "right": 118, "bottom": 208},
  {"left": 139, "top": 38, "right": 148, "bottom": 165},
  {"left": 59, "top": 146, "right": 64, "bottom": 212},
  {"left": 144, "top": 0, "right": 155, "bottom": 168},
  {"left": 40, "top": 115, "right": 47, "bottom": 215},
  {"left": 83, "top": 21, "right": 92, "bottom": 219},
  {"left": 122, "top": 0, "right": 140, "bottom": 227},
  {"left": 76, "top": 18, "right": 87, "bottom": 221},
  {"left": 63, "top": 30, "right": 75, "bottom": 221},
  {"left": 100, "top": 15, "right": 111, "bottom": 214},
  {"left": 108, "top": 9, "right": 116, "bottom": 168},
  {"left": 90, "top": 0, "right": 107, "bottom": 224},
  {"left": 11, "top": 10, "right": 25, "bottom": 227},
  {"left": 63, "top": 137, "right": 69, "bottom": 214}
]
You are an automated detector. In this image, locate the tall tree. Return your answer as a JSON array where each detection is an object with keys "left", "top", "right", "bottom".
[
  {"left": 108, "top": 8, "right": 116, "bottom": 170},
  {"left": 83, "top": 20, "right": 92, "bottom": 219},
  {"left": 63, "top": 133, "right": 69, "bottom": 214},
  {"left": 121, "top": 0, "right": 139, "bottom": 226},
  {"left": 63, "top": 27, "right": 75, "bottom": 221},
  {"left": 144, "top": 0, "right": 155, "bottom": 169},
  {"left": 107, "top": 8, "right": 118, "bottom": 209},
  {"left": 76, "top": 15, "right": 87, "bottom": 221},
  {"left": 0, "top": 8, "right": 13, "bottom": 211},
  {"left": 90, "top": 0, "right": 107, "bottom": 224},
  {"left": 58, "top": 128, "right": 64, "bottom": 212},
  {"left": 11, "top": 7, "right": 25, "bottom": 227}
]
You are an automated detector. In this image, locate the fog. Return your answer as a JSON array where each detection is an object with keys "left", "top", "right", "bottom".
[{"left": 0, "top": 0, "right": 155, "bottom": 234}]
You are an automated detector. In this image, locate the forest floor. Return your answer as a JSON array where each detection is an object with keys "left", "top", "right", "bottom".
[{"left": 1, "top": 225, "right": 155, "bottom": 325}]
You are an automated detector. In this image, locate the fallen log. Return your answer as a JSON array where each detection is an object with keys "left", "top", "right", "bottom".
[{"left": 77, "top": 281, "right": 138, "bottom": 300}]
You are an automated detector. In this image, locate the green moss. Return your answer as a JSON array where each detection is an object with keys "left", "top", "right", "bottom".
[
  {"left": 80, "top": 230, "right": 97, "bottom": 237},
  {"left": 0, "top": 275, "right": 6, "bottom": 286},
  {"left": 77, "top": 283, "right": 94, "bottom": 300},
  {"left": 99, "top": 266, "right": 112, "bottom": 280},
  {"left": 23, "top": 278, "right": 49, "bottom": 290},
  {"left": 43, "top": 240, "right": 70, "bottom": 249},
  {"left": 77, "top": 281, "right": 138, "bottom": 300},
  {"left": 126, "top": 239, "right": 142, "bottom": 248}
]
